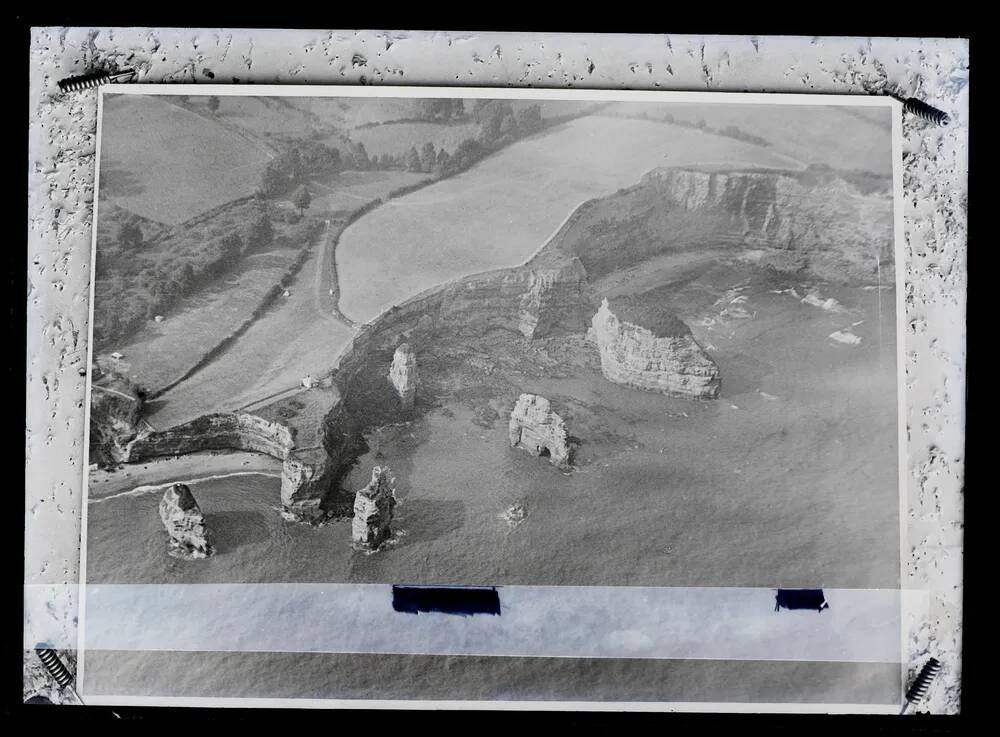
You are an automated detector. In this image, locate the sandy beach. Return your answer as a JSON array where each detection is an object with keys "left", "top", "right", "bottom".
[{"left": 87, "top": 451, "right": 283, "bottom": 500}]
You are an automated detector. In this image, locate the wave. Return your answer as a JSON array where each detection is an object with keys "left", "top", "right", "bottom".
[{"left": 89, "top": 471, "right": 281, "bottom": 504}]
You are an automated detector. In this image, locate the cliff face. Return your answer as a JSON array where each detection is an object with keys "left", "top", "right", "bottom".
[
  {"left": 543, "top": 166, "right": 894, "bottom": 284},
  {"left": 159, "top": 483, "right": 213, "bottom": 559},
  {"left": 88, "top": 379, "right": 144, "bottom": 468},
  {"left": 351, "top": 466, "right": 396, "bottom": 550},
  {"left": 590, "top": 298, "right": 721, "bottom": 399},
  {"left": 127, "top": 413, "right": 294, "bottom": 462},
  {"left": 388, "top": 343, "right": 417, "bottom": 411},
  {"left": 508, "top": 393, "right": 572, "bottom": 469}
]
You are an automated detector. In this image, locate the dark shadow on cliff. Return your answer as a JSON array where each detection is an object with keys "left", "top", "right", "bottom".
[
  {"left": 204, "top": 510, "right": 271, "bottom": 555},
  {"left": 140, "top": 398, "right": 169, "bottom": 420}
]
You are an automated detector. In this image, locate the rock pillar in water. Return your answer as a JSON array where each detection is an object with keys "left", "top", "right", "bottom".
[
  {"left": 351, "top": 466, "right": 397, "bottom": 550},
  {"left": 508, "top": 393, "right": 572, "bottom": 469},
  {"left": 158, "top": 483, "right": 214, "bottom": 559},
  {"left": 388, "top": 343, "right": 417, "bottom": 411}
]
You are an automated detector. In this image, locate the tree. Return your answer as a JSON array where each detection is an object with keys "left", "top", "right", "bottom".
[
  {"left": 452, "top": 138, "right": 483, "bottom": 171},
  {"left": 349, "top": 142, "right": 370, "bottom": 170},
  {"left": 245, "top": 209, "right": 274, "bottom": 250},
  {"left": 498, "top": 112, "right": 518, "bottom": 141},
  {"left": 405, "top": 146, "right": 422, "bottom": 173},
  {"left": 435, "top": 149, "right": 451, "bottom": 174},
  {"left": 515, "top": 104, "right": 542, "bottom": 133},
  {"left": 420, "top": 141, "right": 437, "bottom": 172},
  {"left": 292, "top": 185, "right": 312, "bottom": 215},
  {"left": 259, "top": 162, "right": 289, "bottom": 197},
  {"left": 116, "top": 214, "right": 144, "bottom": 251},
  {"left": 207, "top": 95, "right": 221, "bottom": 113},
  {"left": 473, "top": 100, "right": 515, "bottom": 145}
]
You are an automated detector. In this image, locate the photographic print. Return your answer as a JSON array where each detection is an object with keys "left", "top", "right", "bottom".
[{"left": 79, "top": 86, "right": 903, "bottom": 709}]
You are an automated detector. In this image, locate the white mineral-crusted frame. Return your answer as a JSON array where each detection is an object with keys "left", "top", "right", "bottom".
[{"left": 28, "top": 31, "right": 966, "bottom": 712}]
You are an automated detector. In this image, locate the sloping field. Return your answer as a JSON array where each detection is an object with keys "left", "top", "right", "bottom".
[
  {"left": 336, "top": 114, "right": 803, "bottom": 323},
  {"left": 99, "top": 246, "right": 305, "bottom": 394},
  {"left": 603, "top": 102, "right": 892, "bottom": 175},
  {"left": 308, "top": 170, "right": 429, "bottom": 215},
  {"left": 100, "top": 95, "right": 272, "bottom": 224},
  {"left": 212, "top": 96, "right": 319, "bottom": 136}
]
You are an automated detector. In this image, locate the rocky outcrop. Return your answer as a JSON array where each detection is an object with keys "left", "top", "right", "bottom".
[
  {"left": 515, "top": 258, "right": 593, "bottom": 339},
  {"left": 126, "top": 412, "right": 337, "bottom": 522},
  {"left": 388, "top": 343, "right": 417, "bottom": 411},
  {"left": 351, "top": 466, "right": 397, "bottom": 550},
  {"left": 508, "top": 393, "right": 572, "bottom": 469},
  {"left": 127, "top": 413, "right": 294, "bottom": 462},
  {"left": 88, "top": 377, "right": 144, "bottom": 468},
  {"left": 159, "top": 483, "right": 213, "bottom": 559},
  {"left": 542, "top": 166, "right": 894, "bottom": 285},
  {"left": 280, "top": 450, "right": 332, "bottom": 521},
  {"left": 590, "top": 298, "right": 721, "bottom": 399}
]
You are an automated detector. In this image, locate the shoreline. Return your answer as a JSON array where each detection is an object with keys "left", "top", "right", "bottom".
[{"left": 88, "top": 451, "right": 283, "bottom": 501}]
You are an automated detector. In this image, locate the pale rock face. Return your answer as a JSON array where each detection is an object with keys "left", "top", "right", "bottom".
[
  {"left": 281, "top": 454, "right": 325, "bottom": 520},
  {"left": 388, "top": 343, "right": 418, "bottom": 411},
  {"left": 351, "top": 466, "right": 397, "bottom": 550},
  {"left": 516, "top": 259, "right": 591, "bottom": 339},
  {"left": 508, "top": 393, "right": 572, "bottom": 469},
  {"left": 158, "top": 483, "right": 213, "bottom": 560},
  {"left": 590, "top": 299, "right": 721, "bottom": 399}
]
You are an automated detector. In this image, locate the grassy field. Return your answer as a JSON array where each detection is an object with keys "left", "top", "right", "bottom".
[
  {"left": 145, "top": 244, "right": 356, "bottom": 428},
  {"left": 99, "top": 95, "right": 272, "bottom": 224},
  {"left": 97, "top": 244, "right": 306, "bottom": 395},
  {"left": 308, "top": 170, "right": 430, "bottom": 215},
  {"left": 133, "top": 166, "right": 432, "bottom": 428},
  {"left": 211, "top": 96, "right": 321, "bottom": 136},
  {"left": 336, "top": 114, "right": 802, "bottom": 323},
  {"left": 602, "top": 101, "right": 893, "bottom": 175}
]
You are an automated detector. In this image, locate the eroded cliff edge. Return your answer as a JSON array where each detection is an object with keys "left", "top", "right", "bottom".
[
  {"left": 98, "top": 164, "right": 893, "bottom": 521},
  {"left": 538, "top": 164, "right": 894, "bottom": 285}
]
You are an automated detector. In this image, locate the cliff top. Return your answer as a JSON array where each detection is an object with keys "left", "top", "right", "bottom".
[
  {"left": 643, "top": 162, "right": 891, "bottom": 197},
  {"left": 605, "top": 296, "right": 692, "bottom": 339}
]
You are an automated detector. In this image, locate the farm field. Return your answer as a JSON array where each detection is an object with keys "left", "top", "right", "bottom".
[
  {"left": 308, "top": 170, "right": 430, "bottom": 215},
  {"left": 211, "top": 96, "right": 320, "bottom": 136},
  {"left": 99, "top": 95, "right": 273, "bottom": 224},
  {"left": 142, "top": 166, "right": 433, "bottom": 427},
  {"left": 145, "top": 244, "right": 356, "bottom": 429},
  {"left": 97, "top": 245, "right": 306, "bottom": 395},
  {"left": 335, "top": 114, "right": 804, "bottom": 323},
  {"left": 602, "top": 102, "right": 893, "bottom": 174}
]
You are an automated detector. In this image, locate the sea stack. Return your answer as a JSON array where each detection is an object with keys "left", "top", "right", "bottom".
[
  {"left": 351, "top": 466, "right": 397, "bottom": 550},
  {"left": 158, "top": 483, "right": 214, "bottom": 559},
  {"left": 508, "top": 393, "right": 572, "bottom": 469},
  {"left": 590, "top": 298, "right": 721, "bottom": 399},
  {"left": 388, "top": 343, "right": 418, "bottom": 411}
]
